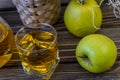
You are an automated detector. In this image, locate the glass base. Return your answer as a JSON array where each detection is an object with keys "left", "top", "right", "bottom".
[{"left": 22, "top": 55, "right": 60, "bottom": 80}]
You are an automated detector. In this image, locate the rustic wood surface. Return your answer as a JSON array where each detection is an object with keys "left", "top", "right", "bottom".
[{"left": 0, "top": 0, "right": 120, "bottom": 80}]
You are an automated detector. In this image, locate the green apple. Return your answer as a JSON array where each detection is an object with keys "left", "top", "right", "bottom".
[
  {"left": 64, "top": 0, "right": 102, "bottom": 37},
  {"left": 76, "top": 34, "right": 117, "bottom": 73}
]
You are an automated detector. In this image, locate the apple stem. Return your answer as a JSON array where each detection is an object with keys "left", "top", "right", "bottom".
[{"left": 79, "top": 0, "right": 85, "bottom": 5}]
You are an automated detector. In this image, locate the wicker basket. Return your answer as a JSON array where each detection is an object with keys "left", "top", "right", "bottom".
[{"left": 12, "top": 0, "right": 61, "bottom": 25}]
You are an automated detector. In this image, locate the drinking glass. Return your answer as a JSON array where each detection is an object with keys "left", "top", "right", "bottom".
[{"left": 15, "top": 23, "right": 60, "bottom": 79}]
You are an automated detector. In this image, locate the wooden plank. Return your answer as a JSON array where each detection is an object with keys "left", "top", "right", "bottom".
[
  {"left": 51, "top": 62, "right": 120, "bottom": 80},
  {"left": 0, "top": 0, "right": 14, "bottom": 9},
  {"left": 1, "top": 61, "right": 120, "bottom": 80}
]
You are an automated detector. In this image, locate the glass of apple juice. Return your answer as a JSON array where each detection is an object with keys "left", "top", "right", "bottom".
[{"left": 15, "top": 23, "right": 60, "bottom": 79}]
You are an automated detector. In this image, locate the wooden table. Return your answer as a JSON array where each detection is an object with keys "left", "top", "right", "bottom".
[{"left": 1, "top": 1, "right": 120, "bottom": 80}]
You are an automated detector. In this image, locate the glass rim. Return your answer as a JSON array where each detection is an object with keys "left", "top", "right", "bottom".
[
  {"left": 0, "top": 16, "right": 10, "bottom": 42},
  {"left": 0, "top": 16, "right": 10, "bottom": 30},
  {"left": 15, "top": 22, "right": 57, "bottom": 53}
]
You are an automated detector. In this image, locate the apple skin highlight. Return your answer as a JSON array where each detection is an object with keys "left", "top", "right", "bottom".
[{"left": 76, "top": 34, "right": 117, "bottom": 73}]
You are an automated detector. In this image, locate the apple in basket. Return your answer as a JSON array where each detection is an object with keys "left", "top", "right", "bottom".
[
  {"left": 64, "top": 0, "right": 102, "bottom": 37},
  {"left": 76, "top": 34, "right": 117, "bottom": 73}
]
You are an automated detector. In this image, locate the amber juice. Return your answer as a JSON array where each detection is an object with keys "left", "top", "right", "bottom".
[
  {"left": 17, "top": 31, "right": 59, "bottom": 75},
  {"left": 0, "top": 23, "right": 14, "bottom": 67}
]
